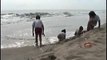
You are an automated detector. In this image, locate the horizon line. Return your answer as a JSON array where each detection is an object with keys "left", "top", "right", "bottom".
[{"left": 1, "top": 9, "right": 106, "bottom": 11}]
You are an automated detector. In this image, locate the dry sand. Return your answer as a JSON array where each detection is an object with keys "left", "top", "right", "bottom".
[{"left": 1, "top": 23, "right": 106, "bottom": 60}]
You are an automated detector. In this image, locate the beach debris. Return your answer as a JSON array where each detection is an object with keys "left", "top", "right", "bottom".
[
  {"left": 80, "top": 39, "right": 94, "bottom": 48},
  {"left": 40, "top": 55, "right": 56, "bottom": 60},
  {"left": 84, "top": 42, "right": 93, "bottom": 48},
  {"left": 48, "top": 55, "right": 56, "bottom": 60}
]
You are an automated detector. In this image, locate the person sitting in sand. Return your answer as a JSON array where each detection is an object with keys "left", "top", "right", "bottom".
[
  {"left": 32, "top": 15, "right": 45, "bottom": 47},
  {"left": 74, "top": 26, "right": 84, "bottom": 36},
  {"left": 57, "top": 29, "right": 66, "bottom": 41},
  {"left": 87, "top": 11, "right": 101, "bottom": 31}
]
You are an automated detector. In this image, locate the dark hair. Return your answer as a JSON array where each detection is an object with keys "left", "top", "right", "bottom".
[
  {"left": 61, "top": 29, "right": 66, "bottom": 33},
  {"left": 79, "top": 26, "right": 83, "bottom": 31},
  {"left": 89, "top": 11, "right": 96, "bottom": 17},
  {"left": 36, "top": 15, "right": 40, "bottom": 19}
]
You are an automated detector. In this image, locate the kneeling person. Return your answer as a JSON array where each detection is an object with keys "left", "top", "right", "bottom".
[{"left": 74, "top": 26, "right": 84, "bottom": 36}]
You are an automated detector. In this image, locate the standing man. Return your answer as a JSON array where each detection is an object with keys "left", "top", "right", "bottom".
[
  {"left": 32, "top": 15, "right": 44, "bottom": 47},
  {"left": 87, "top": 11, "right": 101, "bottom": 31}
]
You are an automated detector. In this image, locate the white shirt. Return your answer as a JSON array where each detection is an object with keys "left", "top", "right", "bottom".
[
  {"left": 95, "top": 15, "right": 100, "bottom": 21},
  {"left": 90, "top": 15, "right": 100, "bottom": 26},
  {"left": 32, "top": 19, "right": 43, "bottom": 28},
  {"left": 90, "top": 15, "right": 100, "bottom": 22}
]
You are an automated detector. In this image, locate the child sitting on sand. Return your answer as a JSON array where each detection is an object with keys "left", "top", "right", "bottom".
[
  {"left": 74, "top": 26, "right": 84, "bottom": 36},
  {"left": 57, "top": 29, "right": 66, "bottom": 41}
]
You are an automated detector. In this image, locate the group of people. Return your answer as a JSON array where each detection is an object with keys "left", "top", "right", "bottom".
[{"left": 32, "top": 11, "right": 101, "bottom": 47}]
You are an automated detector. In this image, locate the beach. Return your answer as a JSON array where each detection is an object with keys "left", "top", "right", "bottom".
[
  {"left": 1, "top": 23, "right": 106, "bottom": 60},
  {"left": 1, "top": 10, "right": 106, "bottom": 48},
  {"left": 1, "top": 0, "right": 106, "bottom": 59},
  {"left": 1, "top": 10, "right": 106, "bottom": 60}
]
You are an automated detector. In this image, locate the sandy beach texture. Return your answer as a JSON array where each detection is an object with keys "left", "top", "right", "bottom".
[{"left": 1, "top": 23, "right": 106, "bottom": 60}]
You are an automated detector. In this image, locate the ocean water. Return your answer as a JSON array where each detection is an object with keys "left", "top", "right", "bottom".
[{"left": 1, "top": 10, "right": 106, "bottom": 48}]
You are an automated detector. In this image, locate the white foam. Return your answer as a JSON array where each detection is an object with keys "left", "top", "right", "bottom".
[{"left": 66, "top": 31, "right": 75, "bottom": 38}]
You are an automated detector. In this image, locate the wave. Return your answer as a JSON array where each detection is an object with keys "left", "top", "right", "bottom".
[
  {"left": 1, "top": 12, "right": 74, "bottom": 25},
  {"left": 1, "top": 36, "right": 58, "bottom": 49},
  {"left": 1, "top": 10, "right": 105, "bottom": 25}
]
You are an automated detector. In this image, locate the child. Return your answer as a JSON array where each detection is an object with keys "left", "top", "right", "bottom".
[
  {"left": 74, "top": 26, "right": 84, "bottom": 36},
  {"left": 32, "top": 15, "right": 44, "bottom": 47},
  {"left": 57, "top": 29, "right": 66, "bottom": 41}
]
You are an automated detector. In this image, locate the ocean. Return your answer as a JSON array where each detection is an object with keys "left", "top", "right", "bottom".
[{"left": 1, "top": 10, "right": 106, "bottom": 48}]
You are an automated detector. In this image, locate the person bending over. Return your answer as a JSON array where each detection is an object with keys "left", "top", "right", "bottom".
[
  {"left": 87, "top": 11, "right": 101, "bottom": 31},
  {"left": 74, "top": 26, "right": 84, "bottom": 36}
]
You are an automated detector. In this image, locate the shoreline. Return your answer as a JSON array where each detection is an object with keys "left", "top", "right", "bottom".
[
  {"left": 1, "top": 22, "right": 105, "bottom": 49},
  {"left": 1, "top": 23, "right": 106, "bottom": 60},
  {"left": 1, "top": 11, "right": 106, "bottom": 49}
]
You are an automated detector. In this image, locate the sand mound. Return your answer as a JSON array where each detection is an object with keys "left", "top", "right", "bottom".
[{"left": 37, "top": 24, "right": 106, "bottom": 60}]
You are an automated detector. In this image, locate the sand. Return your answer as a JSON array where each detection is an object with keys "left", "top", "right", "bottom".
[{"left": 1, "top": 23, "right": 106, "bottom": 60}]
